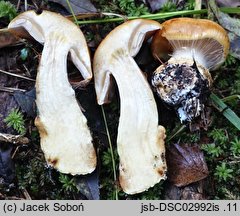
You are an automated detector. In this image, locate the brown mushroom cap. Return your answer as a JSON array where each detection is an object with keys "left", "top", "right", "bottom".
[{"left": 152, "top": 18, "right": 230, "bottom": 69}]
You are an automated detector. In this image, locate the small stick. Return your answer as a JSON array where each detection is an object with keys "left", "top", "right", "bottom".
[
  {"left": 195, "top": 0, "right": 202, "bottom": 10},
  {"left": 0, "top": 86, "right": 26, "bottom": 93},
  {"left": 194, "top": 0, "right": 202, "bottom": 18},
  {"left": 0, "top": 69, "right": 35, "bottom": 82},
  {"left": 21, "top": 189, "right": 32, "bottom": 200},
  {"left": 154, "top": 53, "right": 167, "bottom": 67},
  {"left": 24, "top": 0, "right": 28, "bottom": 11},
  {"left": 0, "top": 132, "right": 29, "bottom": 145}
]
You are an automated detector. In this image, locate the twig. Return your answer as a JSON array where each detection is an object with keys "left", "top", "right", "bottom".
[
  {"left": 195, "top": 0, "right": 202, "bottom": 10},
  {"left": 17, "top": 0, "right": 21, "bottom": 11},
  {"left": 11, "top": 146, "right": 20, "bottom": 159},
  {"left": 22, "top": 64, "right": 31, "bottom": 77},
  {"left": 0, "top": 86, "right": 26, "bottom": 93},
  {"left": 21, "top": 189, "right": 32, "bottom": 200},
  {"left": 0, "top": 132, "right": 29, "bottom": 145},
  {"left": 31, "top": 0, "right": 39, "bottom": 9},
  {"left": 194, "top": 0, "right": 202, "bottom": 18},
  {"left": 0, "top": 69, "right": 35, "bottom": 82},
  {"left": 102, "top": 12, "right": 128, "bottom": 21},
  {"left": 24, "top": 0, "right": 28, "bottom": 11}
]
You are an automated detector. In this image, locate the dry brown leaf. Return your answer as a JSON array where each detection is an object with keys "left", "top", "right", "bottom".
[
  {"left": 209, "top": 0, "right": 240, "bottom": 59},
  {"left": 0, "top": 27, "right": 33, "bottom": 48},
  {"left": 216, "top": 0, "right": 240, "bottom": 7},
  {"left": 0, "top": 29, "right": 19, "bottom": 48},
  {"left": 166, "top": 143, "right": 209, "bottom": 187},
  {"left": 146, "top": 0, "right": 169, "bottom": 12},
  {"left": 181, "top": 185, "right": 205, "bottom": 200}
]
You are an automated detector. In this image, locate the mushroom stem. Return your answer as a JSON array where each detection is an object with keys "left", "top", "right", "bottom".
[
  {"left": 34, "top": 36, "right": 95, "bottom": 175},
  {"left": 110, "top": 53, "right": 166, "bottom": 194},
  {"left": 8, "top": 10, "right": 96, "bottom": 175},
  {"left": 94, "top": 19, "right": 166, "bottom": 194}
]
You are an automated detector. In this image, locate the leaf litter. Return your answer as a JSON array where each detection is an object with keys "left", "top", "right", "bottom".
[
  {"left": 166, "top": 143, "right": 209, "bottom": 187},
  {"left": 209, "top": 0, "right": 240, "bottom": 59}
]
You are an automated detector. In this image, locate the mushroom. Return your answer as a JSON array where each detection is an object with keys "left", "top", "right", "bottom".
[
  {"left": 93, "top": 19, "right": 167, "bottom": 194},
  {"left": 151, "top": 18, "right": 230, "bottom": 122},
  {"left": 8, "top": 10, "right": 96, "bottom": 175}
]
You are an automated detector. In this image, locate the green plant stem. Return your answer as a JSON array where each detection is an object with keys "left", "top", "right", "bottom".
[
  {"left": 65, "top": 0, "right": 79, "bottom": 25},
  {"left": 222, "top": 95, "right": 240, "bottom": 102},
  {"left": 101, "top": 106, "right": 118, "bottom": 200},
  {"left": 167, "top": 125, "right": 186, "bottom": 142},
  {"left": 76, "top": 7, "right": 240, "bottom": 25},
  {"left": 210, "top": 93, "right": 240, "bottom": 130}
]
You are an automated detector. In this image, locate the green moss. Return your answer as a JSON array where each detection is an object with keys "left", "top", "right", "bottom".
[
  {"left": 93, "top": 0, "right": 149, "bottom": 16},
  {"left": 4, "top": 109, "right": 26, "bottom": 135},
  {"left": 214, "top": 162, "right": 233, "bottom": 182},
  {"left": 0, "top": 1, "right": 17, "bottom": 21}
]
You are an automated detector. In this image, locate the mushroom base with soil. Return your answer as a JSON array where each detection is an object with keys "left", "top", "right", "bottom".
[{"left": 152, "top": 57, "right": 212, "bottom": 122}]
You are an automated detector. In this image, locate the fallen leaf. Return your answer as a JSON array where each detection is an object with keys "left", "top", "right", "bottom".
[
  {"left": 164, "top": 182, "right": 181, "bottom": 200},
  {"left": 13, "top": 88, "right": 36, "bottom": 118},
  {"left": 75, "top": 170, "right": 99, "bottom": 200},
  {"left": 180, "top": 184, "right": 205, "bottom": 200},
  {"left": 0, "top": 29, "right": 19, "bottom": 48},
  {"left": 166, "top": 143, "right": 209, "bottom": 187},
  {"left": 208, "top": 0, "right": 240, "bottom": 59},
  {"left": 164, "top": 181, "right": 208, "bottom": 200},
  {"left": 76, "top": 85, "right": 107, "bottom": 139},
  {"left": 135, "top": 40, "right": 160, "bottom": 74},
  {"left": 49, "top": 0, "right": 97, "bottom": 14},
  {"left": 0, "top": 143, "right": 15, "bottom": 184},
  {"left": 0, "top": 28, "right": 33, "bottom": 48},
  {"left": 228, "top": 33, "right": 240, "bottom": 59},
  {"left": 146, "top": 0, "right": 168, "bottom": 12},
  {"left": 216, "top": 0, "right": 240, "bottom": 7},
  {"left": 210, "top": 4, "right": 240, "bottom": 35}
]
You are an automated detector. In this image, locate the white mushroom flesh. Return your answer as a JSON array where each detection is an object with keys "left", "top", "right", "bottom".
[
  {"left": 8, "top": 10, "right": 96, "bottom": 175},
  {"left": 94, "top": 19, "right": 167, "bottom": 194}
]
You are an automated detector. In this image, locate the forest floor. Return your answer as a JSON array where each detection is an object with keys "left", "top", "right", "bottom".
[{"left": 0, "top": 0, "right": 240, "bottom": 200}]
